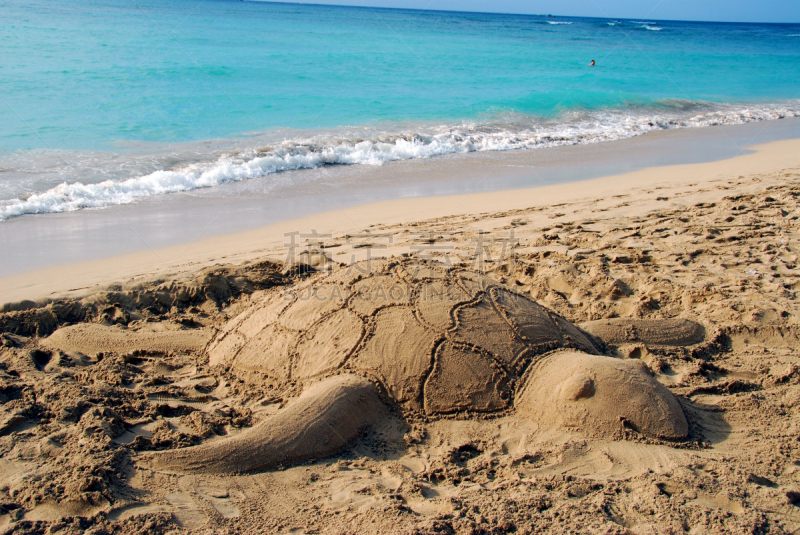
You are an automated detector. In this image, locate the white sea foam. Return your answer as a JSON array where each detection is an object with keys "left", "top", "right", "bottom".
[
  {"left": 642, "top": 25, "right": 662, "bottom": 31},
  {"left": 2, "top": 101, "right": 799, "bottom": 221},
  {"left": 546, "top": 21, "right": 572, "bottom": 25}
]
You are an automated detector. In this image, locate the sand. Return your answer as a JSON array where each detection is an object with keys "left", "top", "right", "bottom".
[{"left": 1, "top": 136, "right": 800, "bottom": 534}]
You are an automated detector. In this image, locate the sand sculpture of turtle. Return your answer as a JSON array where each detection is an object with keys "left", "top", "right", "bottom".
[{"left": 150, "top": 261, "right": 697, "bottom": 475}]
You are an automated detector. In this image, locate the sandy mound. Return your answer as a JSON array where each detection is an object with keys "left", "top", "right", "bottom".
[
  {"left": 516, "top": 351, "right": 688, "bottom": 440},
  {"left": 0, "top": 260, "right": 287, "bottom": 339}
]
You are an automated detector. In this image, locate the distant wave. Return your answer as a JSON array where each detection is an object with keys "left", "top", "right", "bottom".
[
  {"left": 641, "top": 25, "right": 662, "bottom": 31},
  {"left": 1, "top": 100, "right": 799, "bottom": 221},
  {"left": 546, "top": 21, "right": 572, "bottom": 25}
]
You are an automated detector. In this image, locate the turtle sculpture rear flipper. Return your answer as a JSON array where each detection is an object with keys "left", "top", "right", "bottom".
[
  {"left": 147, "top": 374, "right": 385, "bottom": 475},
  {"left": 579, "top": 318, "right": 706, "bottom": 347}
]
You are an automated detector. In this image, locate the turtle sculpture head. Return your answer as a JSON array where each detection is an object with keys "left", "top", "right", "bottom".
[{"left": 149, "top": 261, "right": 692, "bottom": 475}]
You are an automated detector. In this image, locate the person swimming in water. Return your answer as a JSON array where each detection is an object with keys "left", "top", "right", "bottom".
[{"left": 590, "top": 59, "right": 595, "bottom": 66}]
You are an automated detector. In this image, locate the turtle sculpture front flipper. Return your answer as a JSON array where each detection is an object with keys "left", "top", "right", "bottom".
[
  {"left": 148, "top": 374, "right": 386, "bottom": 475},
  {"left": 144, "top": 265, "right": 696, "bottom": 475}
]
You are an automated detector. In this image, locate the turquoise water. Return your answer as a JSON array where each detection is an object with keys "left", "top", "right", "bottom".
[{"left": 1, "top": 0, "right": 799, "bottom": 219}]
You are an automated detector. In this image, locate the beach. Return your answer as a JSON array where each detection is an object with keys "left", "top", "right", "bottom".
[
  {"left": 1, "top": 128, "right": 800, "bottom": 533},
  {"left": 3, "top": 2, "right": 800, "bottom": 532}
]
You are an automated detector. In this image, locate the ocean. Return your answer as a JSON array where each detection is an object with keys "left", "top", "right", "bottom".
[{"left": 1, "top": 0, "right": 799, "bottom": 221}]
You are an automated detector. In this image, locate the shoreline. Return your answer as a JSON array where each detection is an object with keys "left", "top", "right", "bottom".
[
  {"left": 2, "top": 118, "right": 800, "bottom": 280},
  {"left": 2, "top": 132, "right": 799, "bottom": 306}
]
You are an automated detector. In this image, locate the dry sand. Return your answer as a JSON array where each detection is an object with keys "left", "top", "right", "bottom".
[{"left": 1, "top": 137, "right": 800, "bottom": 534}]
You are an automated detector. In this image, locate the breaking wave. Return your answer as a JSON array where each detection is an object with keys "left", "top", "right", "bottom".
[{"left": 1, "top": 99, "right": 799, "bottom": 221}]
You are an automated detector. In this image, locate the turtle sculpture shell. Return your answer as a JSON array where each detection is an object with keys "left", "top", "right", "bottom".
[{"left": 207, "top": 261, "right": 600, "bottom": 415}]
